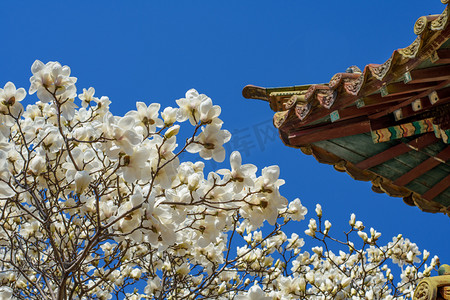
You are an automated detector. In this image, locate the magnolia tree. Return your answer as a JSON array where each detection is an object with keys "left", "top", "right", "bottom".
[{"left": 0, "top": 61, "right": 440, "bottom": 300}]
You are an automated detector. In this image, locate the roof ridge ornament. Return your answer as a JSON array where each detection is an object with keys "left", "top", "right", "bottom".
[
  {"left": 273, "top": 111, "right": 289, "bottom": 128},
  {"left": 399, "top": 36, "right": 422, "bottom": 58},
  {"left": 414, "top": 15, "right": 441, "bottom": 35},
  {"left": 344, "top": 74, "right": 364, "bottom": 96},
  {"left": 295, "top": 103, "right": 311, "bottom": 121},
  {"left": 431, "top": 5, "right": 449, "bottom": 31},
  {"left": 369, "top": 57, "right": 393, "bottom": 81},
  {"left": 284, "top": 94, "right": 306, "bottom": 110}
]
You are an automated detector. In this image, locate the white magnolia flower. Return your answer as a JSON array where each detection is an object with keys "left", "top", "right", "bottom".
[
  {"left": 161, "top": 106, "right": 178, "bottom": 126},
  {"left": 0, "top": 81, "right": 26, "bottom": 119},
  {"left": 74, "top": 170, "right": 92, "bottom": 194},
  {"left": 29, "top": 60, "right": 77, "bottom": 103},
  {"left": 286, "top": 198, "right": 308, "bottom": 221},
  {"left": 78, "top": 87, "right": 97, "bottom": 108},
  {"left": 254, "top": 165, "right": 285, "bottom": 194},
  {"left": 176, "top": 88, "right": 206, "bottom": 125},
  {"left": 199, "top": 97, "right": 221, "bottom": 124},
  {"left": 125, "top": 102, "right": 163, "bottom": 135},
  {"left": 186, "top": 123, "right": 231, "bottom": 162},
  {"left": 217, "top": 151, "right": 257, "bottom": 192},
  {"left": 101, "top": 113, "right": 141, "bottom": 158},
  {"left": 120, "top": 147, "right": 151, "bottom": 183}
]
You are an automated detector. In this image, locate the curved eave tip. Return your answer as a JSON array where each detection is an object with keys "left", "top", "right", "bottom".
[{"left": 242, "top": 85, "right": 269, "bottom": 101}]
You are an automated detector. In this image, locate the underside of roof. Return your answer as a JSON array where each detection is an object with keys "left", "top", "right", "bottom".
[{"left": 243, "top": 1, "right": 450, "bottom": 216}]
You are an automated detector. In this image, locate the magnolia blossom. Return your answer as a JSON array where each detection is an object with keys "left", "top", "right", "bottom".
[
  {"left": 161, "top": 106, "right": 178, "bottom": 126},
  {"left": 218, "top": 151, "right": 257, "bottom": 192},
  {"left": 29, "top": 60, "right": 77, "bottom": 103},
  {"left": 0, "top": 61, "right": 437, "bottom": 300},
  {"left": 78, "top": 87, "right": 97, "bottom": 107},
  {"left": 125, "top": 102, "right": 164, "bottom": 135},
  {"left": 186, "top": 123, "right": 231, "bottom": 162},
  {"left": 0, "top": 82, "right": 26, "bottom": 120},
  {"left": 74, "top": 170, "right": 92, "bottom": 194}
]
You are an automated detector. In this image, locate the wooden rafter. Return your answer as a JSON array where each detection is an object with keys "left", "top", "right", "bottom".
[
  {"left": 399, "top": 96, "right": 450, "bottom": 120},
  {"left": 394, "top": 146, "right": 450, "bottom": 186},
  {"left": 422, "top": 173, "right": 450, "bottom": 201},
  {"left": 382, "top": 81, "right": 438, "bottom": 97},
  {"left": 369, "top": 79, "right": 450, "bottom": 120},
  {"left": 408, "top": 64, "right": 450, "bottom": 84},
  {"left": 355, "top": 133, "right": 438, "bottom": 170},
  {"left": 361, "top": 93, "right": 418, "bottom": 107},
  {"left": 329, "top": 102, "right": 397, "bottom": 122}
]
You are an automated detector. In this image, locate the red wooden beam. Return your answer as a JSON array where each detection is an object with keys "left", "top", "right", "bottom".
[
  {"left": 435, "top": 49, "right": 450, "bottom": 65},
  {"left": 284, "top": 94, "right": 407, "bottom": 131},
  {"left": 355, "top": 133, "right": 438, "bottom": 170},
  {"left": 288, "top": 117, "right": 371, "bottom": 145},
  {"left": 422, "top": 173, "right": 450, "bottom": 201},
  {"left": 395, "top": 86, "right": 450, "bottom": 120},
  {"left": 383, "top": 81, "right": 438, "bottom": 97},
  {"left": 369, "top": 79, "right": 450, "bottom": 120},
  {"left": 408, "top": 64, "right": 450, "bottom": 84},
  {"left": 394, "top": 146, "right": 450, "bottom": 186},
  {"left": 399, "top": 96, "right": 450, "bottom": 120},
  {"left": 361, "top": 93, "right": 417, "bottom": 107},
  {"left": 332, "top": 102, "right": 396, "bottom": 122}
]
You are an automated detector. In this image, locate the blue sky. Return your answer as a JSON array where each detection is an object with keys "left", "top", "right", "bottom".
[{"left": 1, "top": 0, "right": 449, "bottom": 275}]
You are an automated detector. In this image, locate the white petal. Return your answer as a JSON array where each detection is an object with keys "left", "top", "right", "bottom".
[
  {"left": 31, "top": 60, "right": 44, "bottom": 74},
  {"left": 14, "top": 88, "right": 26, "bottom": 102},
  {"left": 230, "top": 151, "right": 241, "bottom": 170},
  {"left": 118, "top": 116, "right": 135, "bottom": 129},
  {"left": 3, "top": 82, "right": 16, "bottom": 97}
]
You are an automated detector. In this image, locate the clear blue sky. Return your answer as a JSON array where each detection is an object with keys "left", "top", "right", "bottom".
[{"left": 1, "top": 0, "right": 448, "bottom": 273}]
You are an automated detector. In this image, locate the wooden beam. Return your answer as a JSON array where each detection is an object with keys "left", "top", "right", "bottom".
[
  {"left": 331, "top": 102, "right": 396, "bottom": 122},
  {"left": 382, "top": 81, "right": 438, "bottom": 97},
  {"left": 408, "top": 64, "right": 450, "bottom": 84},
  {"left": 284, "top": 94, "right": 408, "bottom": 131},
  {"left": 435, "top": 49, "right": 450, "bottom": 64},
  {"left": 288, "top": 117, "right": 371, "bottom": 145},
  {"left": 394, "top": 146, "right": 450, "bottom": 186},
  {"left": 394, "top": 86, "right": 450, "bottom": 120},
  {"left": 361, "top": 93, "right": 417, "bottom": 107},
  {"left": 355, "top": 133, "right": 438, "bottom": 169},
  {"left": 422, "top": 173, "right": 450, "bottom": 201},
  {"left": 399, "top": 96, "right": 450, "bottom": 120},
  {"left": 369, "top": 79, "right": 450, "bottom": 120}
]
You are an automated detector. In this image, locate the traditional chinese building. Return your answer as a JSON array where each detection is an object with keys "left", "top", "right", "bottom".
[{"left": 243, "top": 1, "right": 450, "bottom": 216}]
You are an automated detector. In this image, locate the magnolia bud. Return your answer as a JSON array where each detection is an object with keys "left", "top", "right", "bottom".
[
  {"left": 349, "top": 213, "right": 356, "bottom": 227},
  {"left": 358, "top": 231, "right": 368, "bottom": 242},
  {"left": 324, "top": 220, "right": 332, "bottom": 235},
  {"left": 315, "top": 204, "right": 322, "bottom": 218},
  {"left": 165, "top": 125, "right": 180, "bottom": 138}
]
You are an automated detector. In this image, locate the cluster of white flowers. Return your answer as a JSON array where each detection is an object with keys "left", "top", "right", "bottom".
[{"left": 0, "top": 61, "right": 438, "bottom": 299}]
